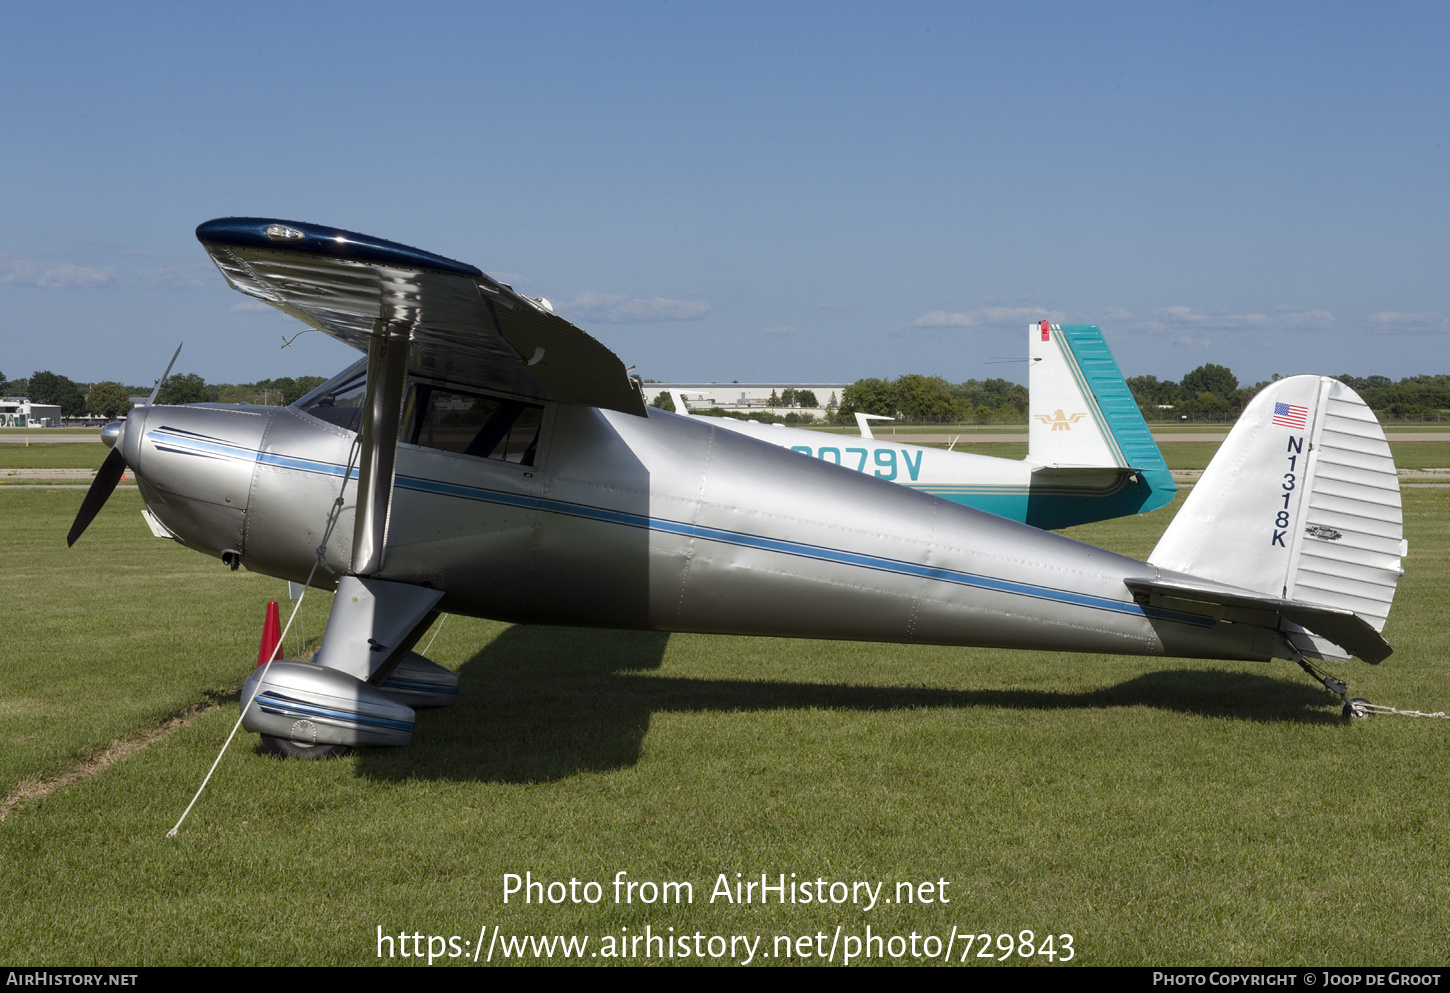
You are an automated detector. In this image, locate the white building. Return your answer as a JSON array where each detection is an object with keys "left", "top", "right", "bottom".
[
  {"left": 0, "top": 398, "right": 63, "bottom": 428},
  {"left": 647, "top": 383, "right": 849, "bottom": 418}
]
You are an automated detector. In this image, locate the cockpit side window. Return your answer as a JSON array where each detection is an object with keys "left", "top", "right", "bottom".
[
  {"left": 406, "top": 383, "right": 543, "bottom": 466},
  {"left": 294, "top": 359, "right": 368, "bottom": 433}
]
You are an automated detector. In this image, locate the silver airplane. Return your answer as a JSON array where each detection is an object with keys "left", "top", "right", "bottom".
[
  {"left": 68, "top": 218, "right": 1407, "bottom": 757},
  {"left": 668, "top": 320, "right": 1178, "bottom": 530}
]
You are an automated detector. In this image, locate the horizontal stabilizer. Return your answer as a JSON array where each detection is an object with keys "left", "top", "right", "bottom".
[{"left": 1125, "top": 577, "right": 1392, "bottom": 664}]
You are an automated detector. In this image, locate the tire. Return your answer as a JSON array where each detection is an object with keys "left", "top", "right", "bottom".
[
  {"left": 258, "top": 734, "right": 352, "bottom": 759},
  {"left": 1342, "top": 698, "right": 1373, "bottom": 719}
]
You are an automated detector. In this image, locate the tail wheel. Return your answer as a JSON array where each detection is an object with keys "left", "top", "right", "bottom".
[{"left": 1342, "top": 698, "right": 1374, "bottom": 719}]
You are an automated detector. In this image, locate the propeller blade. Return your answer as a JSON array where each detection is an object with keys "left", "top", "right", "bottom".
[
  {"left": 67, "top": 447, "right": 128, "bottom": 547},
  {"left": 146, "top": 342, "right": 184, "bottom": 407}
]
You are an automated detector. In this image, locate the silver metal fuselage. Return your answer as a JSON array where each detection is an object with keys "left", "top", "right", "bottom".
[{"left": 119, "top": 397, "right": 1276, "bottom": 663}]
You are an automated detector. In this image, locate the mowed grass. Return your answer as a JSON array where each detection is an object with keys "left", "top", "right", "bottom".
[
  {"left": 1, "top": 487, "right": 1448, "bottom": 966},
  {"left": 0, "top": 427, "right": 97, "bottom": 435},
  {"left": 0, "top": 490, "right": 336, "bottom": 793},
  {"left": 0, "top": 442, "right": 111, "bottom": 470}
]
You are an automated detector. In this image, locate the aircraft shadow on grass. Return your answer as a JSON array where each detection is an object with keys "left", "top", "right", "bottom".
[{"left": 349, "top": 625, "right": 1346, "bottom": 784}]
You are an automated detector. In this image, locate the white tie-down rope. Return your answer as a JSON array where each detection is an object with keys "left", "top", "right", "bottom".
[
  {"left": 167, "top": 436, "right": 361, "bottom": 838},
  {"left": 1358, "top": 703, "right": 1450, "bottom": 719},
  {"left": 420, "top": 612, "right": 449, "bottom": 658}
]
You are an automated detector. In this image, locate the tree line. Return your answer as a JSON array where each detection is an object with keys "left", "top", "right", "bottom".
[
  {"left": 650, "top": 375, "right": 1034, "bottom": 426},
  {"left": 8, "top": 362, "right": 1447, "bottom": 425},
  {"left": 834, "top": 364, "right": 1449, "bottom": 424},
  {"left": 0, "top": 369, "right": 327, "bottom": 420},
  {"left": 656, "top": 363, "right": 1450, "bottom": 426},
  {"left": 1127, "top": 365, "right": 1450, "bottom": 421}
]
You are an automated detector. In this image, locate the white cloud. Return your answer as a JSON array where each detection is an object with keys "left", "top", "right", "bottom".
[
  {"left": 562, "top": 291, "right": 710, "bottom": 324},
  {"left": 911, "top": 310, "right": 979, "bottom": 328},
  {"left": 979, "top": 306, "right": 1067, "bottom": 325},
  {"left": 0, "top": 257, "right": 115, "bottom": 288},
  {"left": 1160, "top": 305, "right": 1269, "bottom": 328},
  {"left": 144, "top": 263, "right": 213, "bottom": 290},
  {"left": 1131, "top": 306, "right": 1333, "bottom": 334},
  {"left": 1367, "top": 311, "right": 1449, "bottom": 334},
  {"left": 904, "top": 306, "right": 1065, "bottom": 332},
  {"left": 1275, "top": 308, "right": 1334, "bottom": 329}
]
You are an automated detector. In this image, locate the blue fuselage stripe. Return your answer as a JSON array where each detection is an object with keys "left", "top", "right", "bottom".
[{"left": 145, "top": 429, "right": 1209, "bottom": 628}]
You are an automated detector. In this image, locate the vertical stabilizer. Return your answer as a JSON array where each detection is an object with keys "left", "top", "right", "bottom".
[
  {"left": 1024, "top": 322, "right": 1175, "bottom": 523},
  {"left": 1148, "top": 376, "right": 1404, "bottom": 657},
  {"left": 1028, "top": 322, "right": 1167, "bottom": 476}
]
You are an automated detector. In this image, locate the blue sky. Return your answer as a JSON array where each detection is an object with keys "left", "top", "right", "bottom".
[{"left": 2, "top": 2, "right": 1447, "bottom": 390}]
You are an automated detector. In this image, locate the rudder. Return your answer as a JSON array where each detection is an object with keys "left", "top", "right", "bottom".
[{"left": 1148, "top": 376, "right": 1405, "bottom": 659}]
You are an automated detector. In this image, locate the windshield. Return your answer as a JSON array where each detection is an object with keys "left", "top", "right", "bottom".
[
  {"left": 293, "top": 358, "right": 368, "bottom": 432},
  {"left": 294, "top": 361, "right": 544, "bottom": 466}
]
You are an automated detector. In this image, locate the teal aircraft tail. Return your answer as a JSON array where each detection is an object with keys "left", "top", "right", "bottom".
[{"left": 1021, "top": 322, "right": 1176, "bottom": 529}]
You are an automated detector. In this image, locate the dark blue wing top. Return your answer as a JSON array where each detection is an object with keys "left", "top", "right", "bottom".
[{"left": 196, "top": 217, "right": 646, "bottom": 416}]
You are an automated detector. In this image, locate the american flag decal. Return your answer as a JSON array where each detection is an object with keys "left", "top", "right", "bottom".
[{"left": 1272, "top": 402, "right": 1308, "bottom": 430}]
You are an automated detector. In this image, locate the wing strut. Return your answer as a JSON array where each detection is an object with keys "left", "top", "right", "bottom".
[{"left": 351, "top": 325, "right": 411, "bottom": 577}]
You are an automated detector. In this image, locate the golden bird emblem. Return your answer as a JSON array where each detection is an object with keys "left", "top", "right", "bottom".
[{"left": 1034, "top": 409, "right": 1088, "bottom": 431}]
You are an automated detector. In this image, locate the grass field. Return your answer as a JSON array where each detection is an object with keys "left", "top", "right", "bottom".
[
  {"left": 0, "top": 443, "right": 111, "bottom": 470},
  {"left": 0, "top": 428, "right": 99, "bottom": 436},
  {"left": 1, "top": 468, "right": 1447, "bottom": 965}
]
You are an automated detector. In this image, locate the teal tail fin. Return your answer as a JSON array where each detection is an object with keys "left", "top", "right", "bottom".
[{"left": 1024, "top": 322, "right": 1176, "bottom": 527}]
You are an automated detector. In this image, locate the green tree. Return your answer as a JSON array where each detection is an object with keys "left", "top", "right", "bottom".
[
  {"left": 838, "top": 378, "right": 895, "bottom": 418},
  {"left": 86, "top": 381, "right": 133, "bottom": 419},
  {"left": 952, "top": 377, "right": 1027, "bottom": 418},
  {"left": 892, "top": 374, "right": 958, "bottom": 420},
  {"left": 250, "top": 375, "right": 328, "bottom": 405},
  {"left": 29, "top": 370, "right": 88, "bottom": 417},
  {"left": 1193, "top": 391, "right": 1230, "bottom": 416},
  {"left": 1180, "top": 364, "right": 1238, "bottom": 404},
  {"left": 155, "top": 372, "right": 216, "bottom": 405},
  {"left": 651, "top": 391, "right": 676, "bottom": 412},
  {"left": 1126, "top": 375, "right": 1182, "bottom": 406},
  {"left": 796, "top": 389, "right": 818, "bottom": 408}
]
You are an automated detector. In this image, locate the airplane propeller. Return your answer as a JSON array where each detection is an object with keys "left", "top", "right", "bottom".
[
  {"left": 66, "top": 343, "right": 182, "bottom": 547},
  {"left": 67, "top": 447, "right": 128, "bottom": 546}
]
